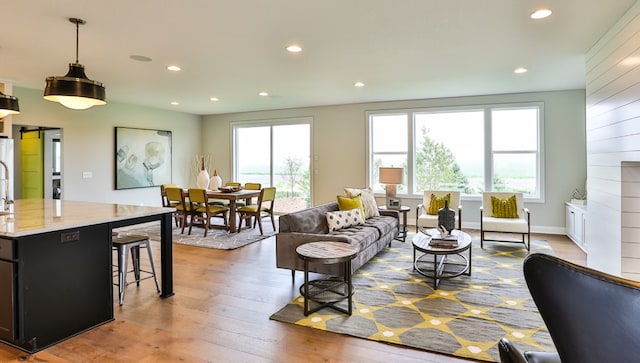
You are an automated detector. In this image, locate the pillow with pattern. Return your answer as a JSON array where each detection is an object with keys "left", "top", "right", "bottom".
[
  {"left": 326, "top": 208, "right": 365, "bottom": 232},
  {"left": 344, "top": 187, "right": 380, "bottom": 219},
  {"left": 427, "top": 193, "right": 451, "bottom": 215},
  {"left": 491, "top": 195, "right": 519, "bottom": 218}
]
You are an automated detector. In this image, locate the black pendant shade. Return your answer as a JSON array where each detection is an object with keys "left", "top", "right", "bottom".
[
  {"left": 0, "top": 92, "right": 20, "bottom": 118},
  {"left": 43, "top": 17, "right": 106, "bottom": 110}
]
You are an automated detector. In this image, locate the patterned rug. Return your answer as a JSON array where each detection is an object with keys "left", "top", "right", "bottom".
[
  {"left": 269, "top": 237, "right": 555, "bottom": 362},
  {"left": 114, "top": 218, "right": 277, "bottom": 250}
]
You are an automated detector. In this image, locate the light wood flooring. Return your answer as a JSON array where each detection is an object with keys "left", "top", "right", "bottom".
[{"left": 0, "top": 230, "right": 585, "bottom": 363}]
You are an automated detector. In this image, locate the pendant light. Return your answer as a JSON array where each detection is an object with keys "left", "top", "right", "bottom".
[
  {"left": 44, "top": 17, "right": 106, "bottom": 110},
  {"left": 0, "top": 92, "right": 19, "bottom": 118}
]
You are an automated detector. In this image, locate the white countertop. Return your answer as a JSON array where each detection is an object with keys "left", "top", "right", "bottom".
[{"left": 0, "top": 199, "right": 174, "bottom": 237}]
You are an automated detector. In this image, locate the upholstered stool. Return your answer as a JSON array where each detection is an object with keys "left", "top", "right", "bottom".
[{"left": 112, "top": 234, "right": 160, "bottom": 305}]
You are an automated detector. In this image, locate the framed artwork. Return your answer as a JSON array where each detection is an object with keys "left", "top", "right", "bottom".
[{"left": 115, "top": 127, "right": 172, "bottom": 189}]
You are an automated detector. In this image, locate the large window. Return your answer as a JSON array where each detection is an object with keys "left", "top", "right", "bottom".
[
  {"left": 233, "top": 118, "right": 312, "bottom": 213},
  {"left": 368, "top": 103, "right": 543, "bottom": 200}
]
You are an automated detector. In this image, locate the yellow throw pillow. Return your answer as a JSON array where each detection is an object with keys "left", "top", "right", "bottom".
[
  {"left": 337, "top": 195, "right": 365, "bottom": 218},
  {"left": 427, "top": 193, "right": 451, "bottom": 215},
  {"left": 491, "top": 195, "right": 519, "bottom": 218}
]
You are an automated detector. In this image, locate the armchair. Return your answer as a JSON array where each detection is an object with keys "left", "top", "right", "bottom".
[
  {"left": 480, "top": 192, "right": 530, "bottom": 251},
  {"left": 416, "top": 191, "right": 462, "bottom": 232},
  {"left": 499, "top": 253, "right": 640, "bottom": 363}
]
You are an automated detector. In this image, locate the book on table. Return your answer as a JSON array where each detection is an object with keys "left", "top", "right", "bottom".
[{"left": 425, "top": 228, "right": 460, "bottom": 248}]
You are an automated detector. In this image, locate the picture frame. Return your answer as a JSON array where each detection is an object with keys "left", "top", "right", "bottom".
[{"left": 115, "top": 127, "right": 172, "bottom": 190}]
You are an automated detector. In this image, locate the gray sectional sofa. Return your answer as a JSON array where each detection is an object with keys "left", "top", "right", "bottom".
[{"left": 276, "top": 201, "right": 399, "bottom": 277}]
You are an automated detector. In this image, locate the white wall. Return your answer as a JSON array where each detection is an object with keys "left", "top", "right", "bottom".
[
  {"left": 12, "top": 87, "right": 202, "bottom": 207},
  {"left": 202, "top": 89, "right": 586, "bottom": 234},
  {"left": 586, "top": 1, "right": 640, "bottom": 278}
]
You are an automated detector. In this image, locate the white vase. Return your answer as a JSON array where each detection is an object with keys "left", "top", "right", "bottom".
[
  {"left": 196, "top": 158, "right": 210, "bottom": 189},
  {"left": 210, "top": 169, "right": 223, "bottom": 191}
]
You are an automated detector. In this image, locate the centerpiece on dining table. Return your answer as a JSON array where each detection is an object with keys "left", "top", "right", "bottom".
[{"left": 218, "top": 185, "right": 243, "bottom": 193}]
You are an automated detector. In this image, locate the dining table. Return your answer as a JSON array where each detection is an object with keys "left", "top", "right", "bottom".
[{"left": 184, "top": 188, "right": 262, "bottom": 233}]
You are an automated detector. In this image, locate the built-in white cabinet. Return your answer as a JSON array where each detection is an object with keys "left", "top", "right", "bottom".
[{"left": 565, "top": 202, "right": 587, "bottom": 253}]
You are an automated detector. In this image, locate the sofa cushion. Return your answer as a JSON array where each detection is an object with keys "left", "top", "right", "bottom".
[
  {"left": 364, "top": 215, "right": 398, "bottom": 237},
  {"left": 326, "top": 208, "right": 365, "bottom": 232},
  {"left": 344, "top": 187, "right": 380, "bottom": 219},
  {"left": 330, "top": 224, "right": 380, "bottom": 252}
]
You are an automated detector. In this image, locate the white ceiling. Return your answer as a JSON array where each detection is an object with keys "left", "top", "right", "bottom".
[{"left": 1, "top": 1, "right": 636, "bottom": 115}]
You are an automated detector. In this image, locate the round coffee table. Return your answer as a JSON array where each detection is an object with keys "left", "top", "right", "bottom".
[
  {"left": 295, "top": 241, "right": 358, "bottom": 316},
  {"left": 412, "top": 229, "right": 472, "bottom": 289}
]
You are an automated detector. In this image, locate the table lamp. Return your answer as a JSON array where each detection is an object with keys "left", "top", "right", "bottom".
[{"left": 379, "top": 167, "right": 403, "bottom": 209}]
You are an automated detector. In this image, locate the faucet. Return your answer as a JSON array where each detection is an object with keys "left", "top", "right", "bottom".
[{"left": 0, "top": 160, "right": 12, "bottom": 211}]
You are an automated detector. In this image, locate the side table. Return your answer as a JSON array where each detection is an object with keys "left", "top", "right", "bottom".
[
  {"left": 379, "top": 205, "right": 410, "bottom": 242},
  {"left": 295, "top": 241, "right": 358, "bottom": 316}
]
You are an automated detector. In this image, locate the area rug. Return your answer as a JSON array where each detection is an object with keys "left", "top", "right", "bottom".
[
  {"left": 114, "top": 219, "right": 277, "bottom": 250},
  {"left": 269, "top": 237, "right": 555, "bottom": 362}
]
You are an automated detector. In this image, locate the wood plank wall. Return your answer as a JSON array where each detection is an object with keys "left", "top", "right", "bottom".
[{"left": 586, "top": 1, "right": 640, "bottom": 279}]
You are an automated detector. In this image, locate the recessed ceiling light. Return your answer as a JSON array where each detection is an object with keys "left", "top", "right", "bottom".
[
  {"left": 286, "top": 44, "right": 302, "bottom": 53},
  {"left": 170, "top": 101, "right": 179, "bottom": 106},
  {"left": 167, "top": 65, "right": 181, "bottom": 72},
  {"left": 354, "top": 82, "right": 365, "bottom": 87},
  {"left": 130, "top": 55, "right": 152, "bottom": 62},
  {"left": 514, "top": 67, "right": 528, "bottom": 74},
  {"left": 258, "top": 91, "right": 269, "bottom": 97},
  {"left": 530, "top": 9, "right": 552, "bottom": 20},
  {"left": 210, "top": 97, "right": 219, "bottom": 102}
]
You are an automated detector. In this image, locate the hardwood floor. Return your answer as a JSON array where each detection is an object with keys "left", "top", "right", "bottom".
[{"left": 0, "top": 230, "right": 584, "bottom": 363}]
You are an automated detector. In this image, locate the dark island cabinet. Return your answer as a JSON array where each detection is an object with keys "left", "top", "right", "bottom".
[{"left": 0, "top": 224, "right": 113, "bottom": 352}]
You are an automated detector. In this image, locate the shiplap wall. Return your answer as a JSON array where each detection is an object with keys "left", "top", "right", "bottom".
[{"left": 586, "top": 1, "right": 640, "bottom": 278}]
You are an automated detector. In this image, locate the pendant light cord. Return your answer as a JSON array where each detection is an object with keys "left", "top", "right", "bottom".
[{"left": 75, "top": 19, "right": 79, "bottom": 64}]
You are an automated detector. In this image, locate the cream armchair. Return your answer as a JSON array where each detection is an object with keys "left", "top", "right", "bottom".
[
  {"left": 480, "top": 191, "right": 530, "bottom": 251},
  {"left": 416, "top": 191, "right": 462, "bottom": 232}
]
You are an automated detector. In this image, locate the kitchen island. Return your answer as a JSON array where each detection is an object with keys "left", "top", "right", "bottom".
[{"left": 0, "top": 199, "right": 174, "bottom": 353}]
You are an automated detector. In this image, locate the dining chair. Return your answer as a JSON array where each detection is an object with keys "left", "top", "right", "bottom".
[
  {"left": 164, "top": 187, "right": 191, "bottom": 234},
  {"left": 160, "top": 183, "right": 180, "bottom": 226},
  {"left": 236, "top": 187, "right": 276, "bottom": 235},
  {"left": 187, "top": 188, "right": 229, "bottom": 236},
  {"left": 239, "top": 182, "right": 262, "bottom": 207}
]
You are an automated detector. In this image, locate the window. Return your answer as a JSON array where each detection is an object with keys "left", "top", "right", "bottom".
[
  {"left": 368, "top": 103, "right": 543, "bottom": 200},
  {"left": 232, "top": 118, "right": 312, "bottom": 213}
]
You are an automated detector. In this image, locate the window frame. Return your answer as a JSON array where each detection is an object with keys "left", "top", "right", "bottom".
[{"left": 366, "top": 102, "right": 545, "bottom": 202}]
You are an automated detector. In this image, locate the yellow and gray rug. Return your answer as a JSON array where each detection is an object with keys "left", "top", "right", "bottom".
[{"left": 270, "top": 238, "right": 555, "bottom": 362}]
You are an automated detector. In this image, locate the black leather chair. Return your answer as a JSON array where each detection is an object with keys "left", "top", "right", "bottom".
[{"left": 499, "top": 253, "right": 640, "bottom": 363}]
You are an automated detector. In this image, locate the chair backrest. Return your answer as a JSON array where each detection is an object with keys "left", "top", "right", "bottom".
[
  {"left": 244, "top": 182, "right": 262, "bottom": 190},
  {"left": 160, "top": 183, "right": 180, "bottom": 206},
  {"left": 187, "top": 188, "right": 207, "bottom": 204},
  {"left": 421, "top": 190, "right": 461, "bottom": 213},
  {"left": 165, "top": 187, "right": 184, "bottom": 204},
  {"left": 524, "top": 253, "right": 640, "bottom": 363},
  {"left": 225, "top": 182, "right": 241, "bottom": 187},
  {"left": 256, "top": 187, "right": 276, "bottom": 211},
  {"left": 262, "top": 187, "right": 276, "bottom": 203},
  {"left": 482, "top": 191, "right": 524, "bottom": 218}
]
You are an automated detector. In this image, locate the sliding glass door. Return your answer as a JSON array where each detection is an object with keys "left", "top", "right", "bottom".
[{"left": 233, "top": 119, "right": 311, "bottom": 213}]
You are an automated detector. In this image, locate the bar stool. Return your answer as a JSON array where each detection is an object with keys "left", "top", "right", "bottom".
[{"left": 112, "top": 234, "right": 160, "bottom": 305}]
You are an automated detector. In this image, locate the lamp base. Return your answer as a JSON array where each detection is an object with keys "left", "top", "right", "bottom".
[{"left": 385, "top": 184, "right": 400, "bottom": 209}]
